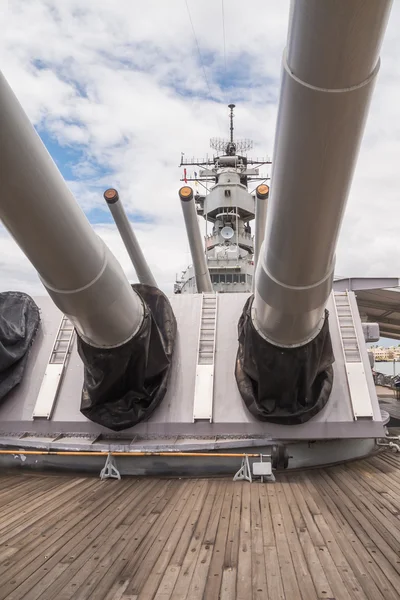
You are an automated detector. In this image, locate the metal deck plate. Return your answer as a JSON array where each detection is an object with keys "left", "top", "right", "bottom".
[{"left": 0, "top": 293, "right": 385, "bottom": 443}]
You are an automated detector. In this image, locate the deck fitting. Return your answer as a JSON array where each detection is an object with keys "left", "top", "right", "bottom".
[{"left": 100, "top": 452, "right": 121, "bottom": 480}]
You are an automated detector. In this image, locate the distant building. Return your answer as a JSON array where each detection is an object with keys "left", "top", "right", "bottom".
[{"left": 370, "top": 345, "right": 400, "bottom": 361}]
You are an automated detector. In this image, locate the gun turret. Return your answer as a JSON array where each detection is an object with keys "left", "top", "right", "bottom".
[
  {"left": 236, "top": 0, "right": 393, "bottom": 425},
  {"left": 0, "top": 70, "right": 176, "bottom": 431}
]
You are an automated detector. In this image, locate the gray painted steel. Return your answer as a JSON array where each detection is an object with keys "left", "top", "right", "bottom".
[
  {"left": 0, "top": 71, "right": 144, "bottom": 348},
  {"left": 253, "top": 0, "right": 393, "bottom": 347},
  {"left": 354, "top": 287, "right": 400, "bottom": 340},
  {"left": 180, "top": 193, "right": 213, "bottom": 293},
  {"left": 254, "top": 191, "right": 267, "bottom": 272},
  {"left": 0, "top": 292, "right": 385, "bottom": 447},
  {"left": 0, "top": 438, "right": 378, "bottom": 476},
  {"left": 105, "top": 192, "right": 157, "bottom": 288},
  {"left": 332, "top": 278, "right": 400, "bottom": 339},
  {"left": 333, "top": 277, "right": 400, "bottom": 292},
  {"left": 203, "top": 172, "right": 255, "bottom": 219}
]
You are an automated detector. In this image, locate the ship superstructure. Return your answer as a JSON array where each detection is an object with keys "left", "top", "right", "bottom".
[{"left": 175, "top": 104, "right": 270, "bottom": 294}]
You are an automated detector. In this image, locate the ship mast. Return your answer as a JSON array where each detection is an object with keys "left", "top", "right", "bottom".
[
  {"left": 229, "top": 104, "right": 234, "bottom": 142},
  {"left": 176, "top": 105, "right": 270, "bottom": 294}
]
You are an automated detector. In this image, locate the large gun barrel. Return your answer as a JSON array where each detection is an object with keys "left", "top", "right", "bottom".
[
  {"left": 253, "top": 184, "right": 269, "bottom": 272},
  {"left": 0, "top": 71, "right": 144, "bottom": 348},
  {"left": 179, "top": 186, "right": 213, "bottom": 293},
  {"left": 104, "top": 188, "right": 157, "bottom": 288},
  {"left": 253, "top": 0, "right": 392, "bottom": 347}
]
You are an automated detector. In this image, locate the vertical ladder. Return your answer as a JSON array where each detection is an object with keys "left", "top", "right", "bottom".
[
  {"left": 33, "top": 316, "right": 75, "bottom": 419},
  {"left": 193, "top": 293, "right": 217, "bottom": 421},
  {"left": 333, "top": 292, "right": 373, "bottom": 419}
]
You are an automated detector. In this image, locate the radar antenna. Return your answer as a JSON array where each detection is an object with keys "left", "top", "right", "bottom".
[
  {"left": 210, "top": 104, "right": 253, "bottom": 156},
  {"left": 229, "top": 103, "right": 235, "bottom": 143}
]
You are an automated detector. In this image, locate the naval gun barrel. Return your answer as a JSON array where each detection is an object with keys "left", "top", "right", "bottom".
[
  {"left": 253, "top": 0, "right": 392, "bottom": 347},
  {"left": 253, "top": 184, "right": 269, "bottom": 271},
  {"left": 104, "top": 188, "right": 157, "bottom": 288},
  {"left": 0, "top": 71, "right": 144, "bottom": 348},
  {"left": 179, "top": 186, "right": 213, "bottom": 293}
]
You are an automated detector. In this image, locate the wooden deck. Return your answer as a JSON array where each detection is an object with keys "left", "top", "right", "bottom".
[{"left": 0, "top": 452, "right": 400, "bottom": 599}]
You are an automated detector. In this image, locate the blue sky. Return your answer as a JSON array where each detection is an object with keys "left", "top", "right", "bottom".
[{"left": 38, "top": 129, "right": 84, "bottom": 180}]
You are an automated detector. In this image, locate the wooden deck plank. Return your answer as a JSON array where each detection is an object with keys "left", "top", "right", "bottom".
[
  {"left": 203, "top": 481, "right": 234, "bottom": 599},
  {"left": 301, "top": 478, "right": 373, "bottom": 600},
  {"left": 250, "top": 485, "right": 268, "bottom": 600},
  {"left": 0, "top": 482, "right": 98, "bottom": 575},
  {"left": 185, "top": 542, "right": 213, "bottom": 600},
  {"left": 379, "top": 455, "right": 400, "bottom": 471},
  {"left": 304, "top": 472, "right": 399, "bottom": 600},
  {"left": 280, "top": 478, "right": 333, "bottom": 599},
  {"left": 0, "top": 476, "right": 56, "bottom": 509},
  {"left": 132, "top": 480, "right": 207, "bottom": 599},
  {"left": 114, "top": 481, "right": 186, "bottom": 595},
  {"left": 0, "top": 477, "right": 67, "bottom": 531},
  {"left": 80, "top": 480, "right": 179, "bottom": 600},
  {"left": 224, "top": 482, "right": 242, "bottom": 570},
  {"left": 152, "top": 566, "right": 181, "bottom": 600},
  {"left": 101, "top": 482, "right": 178, "bottom": 600},
  {"left": 219, "top": 566, "right": 237, "bottom": 600},
  {"left": 259, "top": 482, "right": 285, "bottom": 600},
  {"left": 258, "top": 480, "right": 274, "bottom": 547},
  {"left": 236, "top": 482, "right": 252, "bottom": 600},
  {"left": 0, "top": 452, "right": 399, "bottom": 599},
  {"left": 320, "top": 469, "right": 400, "bottom": 569},
  {"left": 0, "top": 479, "right": 148, "bottom": 600},
  {"left": 344, "top": 461, "right": 400, "bottom": 520},
  {"left": 333, "top": 465, "right": 400, "bottom": 548},
  {"left": 169, "top": 480, "right": 209, "bottom": 567},
  {"left": 181, "top": 480, "right": 227, "bottom": 600},
  {"left": 30, "top": 480, "right": 155, "bottom": 600},
  {"left": 264, "top": 546, "right": 285, "bottom": 600},
  {"left": 0, "top": 478, "right": 100, "bottom": 582},
  {"left": 274, "top": 482, "right": 320, "bottom": 600},
  {"left": 0, "top": 477, "right": 93, "bottom": 546},
  {"left": 168, "top": 480, "right": 223, "bottom": 600},
  {"left": 267, "top": 480, "right": 303, "bottom": 600},
  {"left": 0, "top": 478, "right": 97, "bottom": 552},
  {"left": 352, "top": 458, "right": 400, "bottom": 504}
]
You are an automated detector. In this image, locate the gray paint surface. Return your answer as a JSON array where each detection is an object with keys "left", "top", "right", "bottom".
[
  {"left": 0, "top": 437, "right": 377, "bottom": 476},
  {"left": 105, "top": 193, "right": 157, "bottom": 288},
  {"left": 333, "top": 277, "right": 400, "bottom": 292},
  {"left": 0, "top": 292, "right": 385, "bottom": 441},
  {"left": 252, "top": 1, "right": 392, "bottom": 347}
]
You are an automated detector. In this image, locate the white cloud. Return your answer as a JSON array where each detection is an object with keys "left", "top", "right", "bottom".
[{"left": 1, "top": 0, "right": 400, "bottom": 299}]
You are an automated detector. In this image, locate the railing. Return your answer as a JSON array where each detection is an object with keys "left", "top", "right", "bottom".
[{"left": 205, "top": 231, "right": 254, "bottom": 249}]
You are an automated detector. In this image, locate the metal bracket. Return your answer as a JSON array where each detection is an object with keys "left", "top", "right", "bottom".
[
  {"left": 100, "top": 452, "right": 121, "bottom": 480},
  {"left": 253, "top": 454, "right": 275, "bottom": 483},
  {"left": 377, "top": 436, "right": 400, "bottom": 453},
  {"left": 233, "top": 455, "right": 252, "bottom": 483}
]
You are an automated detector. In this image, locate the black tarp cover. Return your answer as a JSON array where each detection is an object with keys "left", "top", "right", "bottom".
[
  {"left": 0, "top": 292, "right": 40, "bottom": 401},
  {"left": 78, "top": 284, "right": 177, "bottom": 431},
  {"left": 235, "top": 295, "right": 334, "bottom": 424}
]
